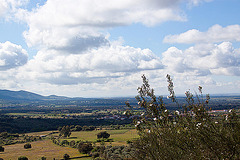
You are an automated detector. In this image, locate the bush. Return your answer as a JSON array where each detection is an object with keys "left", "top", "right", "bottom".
[
  {"left": 24, "top": 143, "right": 31, "bottom": 149},
  {"left": 63, "top": 153, "right": 70, "bottom": 160},
  {"left": 40, "top": 157, "right": 46, "bottom": 160},
  {"left": 0, "top": 146, "right": 4, "bottom": 152},
  {"left": 78, "top": 142, "right": 93, "bottom": 154},
  {"left": 97, "top": 131, "right": 110, "bottom": 139},
  {"left": 127, "top": 75, "right": 240, "bottom": 159},
  {"left": 18, "top": 156, "right": 28, "bottom": 160}
]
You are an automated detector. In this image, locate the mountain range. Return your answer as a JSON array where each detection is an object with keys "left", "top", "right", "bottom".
[{"left": 0, "top": 89, "right": 71, "bottom": 101}]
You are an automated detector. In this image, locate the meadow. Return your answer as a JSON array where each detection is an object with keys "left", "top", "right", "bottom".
[{"left": 0, "top": 129, "right": 138, "bottom": 159}]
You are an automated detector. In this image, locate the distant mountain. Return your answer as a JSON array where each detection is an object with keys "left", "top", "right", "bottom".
[{"left": 0, "top": 89, "right": 70, "bottom": 101}]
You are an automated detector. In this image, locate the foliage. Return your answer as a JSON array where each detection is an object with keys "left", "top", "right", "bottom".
[
  {"left": 59, "top": 125, "right": 71, "bottom": 137},
  {"left": 24, "top": 143, "right": 31, "bottom": 149},
  {"left": 92, "top": 145, "right": 136, "bottom": 160},
  {"left": 127, "top": 74, "right": 240, "bottom": 160},
  {"left": 97, "top": 131, "right": 110, "bottom": 139},
  {"left": 0, "top": 146, "right": 4, "bottom": 152},
  {"left": 40, "top": 157, "right": 46, "bottom": 160},
  {"left": 63, "top": 153, "right": 70, "bottom": 160},
  {"left": 18, "top": 156, "right": 28, "bottom": 160},
  {"left": 78, "top": 142, "right": 93, "bottom": 154}
]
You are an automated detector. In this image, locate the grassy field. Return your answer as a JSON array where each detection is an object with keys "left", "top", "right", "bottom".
[
  {"left": 0, "top": 139, "right": 86, "bottom": 160},
  {"left": 62, "top": 129, "right": 138, "bottom": 146},
  {"left": 1, "top": 129, "right": 138, "bottom": 159}
]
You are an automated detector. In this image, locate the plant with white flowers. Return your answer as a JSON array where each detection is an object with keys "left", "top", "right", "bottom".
[{"left": 127, "top": 75, "right": 240, "bottom": 160}]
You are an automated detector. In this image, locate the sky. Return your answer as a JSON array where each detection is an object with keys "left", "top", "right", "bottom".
[{"left": 0, "top": 0, "right": 240, "bottom": 97}]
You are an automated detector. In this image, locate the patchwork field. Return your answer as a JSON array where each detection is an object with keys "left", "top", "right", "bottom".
[
  {"left": 0, "top": 139, "right": 84, "bottom": 160},
  {"left": 0, "top": 129, "right": 138, "bottom": 159}
]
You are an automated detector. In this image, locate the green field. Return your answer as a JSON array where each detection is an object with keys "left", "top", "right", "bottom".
[{"left": 0, "top": 129, "right": 138, "bottom": 159}]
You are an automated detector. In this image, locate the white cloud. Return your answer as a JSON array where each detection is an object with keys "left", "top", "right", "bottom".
[
  {"left": 163, "top": 24, "right": 240, "bottom": 44},
  {"left": 162, "top": 42, "right": 240, "bottom": 76},
  {"left": 0, "top": 0, "right": 28, "bottom": 19},
  {"left": 22, "top": 0, "right": 189, "bottom": 50},
  {"left": 18, "top": 44, "right": 162, "bottom": 85},
  {"left": 0, "top": 41, "right": 28, "bottom": 70}
]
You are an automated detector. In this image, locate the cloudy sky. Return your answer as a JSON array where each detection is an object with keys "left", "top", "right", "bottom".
[{"left": 0, "top": 0, "right": 240, "bottom": 97}]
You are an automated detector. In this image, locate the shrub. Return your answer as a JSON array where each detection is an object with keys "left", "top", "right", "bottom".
[
  {"left": 18, "top": 156, "right": 28, "bottom": 160},
  {"left": 97, "top": 131, "right": 110, "bottom": 139},
  {"left": 24, "top": 143, "right": 31, "bottom": 149},
  {"left": 0, "top": 146, "right": 4, "bottom": 152},
  {"left": 127, "top": 75, "right": 240, "bottom": 160},
  {"left": 78, "top": 142, "right": 93, "bottom": 154},
  {"left": 40, "top": 157, "right": 46, "bottom": 160},
  {"left": 63, "top": 153, "right": 70, "bottom": 160}
]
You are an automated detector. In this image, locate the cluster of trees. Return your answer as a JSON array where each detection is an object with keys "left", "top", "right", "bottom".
[{"left": 126, "top": 75, "right": 240, "bottom": 159}]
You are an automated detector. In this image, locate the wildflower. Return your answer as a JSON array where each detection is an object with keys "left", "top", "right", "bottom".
[
  {"left": 229, "top": 109, "right": 232, "bottom": 113},
  {"left": 225, "top": 115, "right": 228, "bottom": 121},
  {"left": 153, "top": 117, "right": 157, "bottom": 121},
  {"left": 196, "top": 123, "right": 201, "bottom": 127},
  {"left": 138, "top": 101, "right": 141, "bottom": 105},
  {"left": 148, "top": 130, "right": 151, "bottom": 133},
  {"left": 215, "top": 121, "right": 218, "bottom": 124},
  {"left": 123, "top": 111, "right": 126, "bottom": 115},
  {"left": 149, "top": 104, "right": 153, "bottom": 107},
  {"left": 173, "top": 122, "right": 176, "bottom": 125},
  {"left": 141, "top": 113, "right": 145, "bottom": 116},
  {"left": 175, "top": 110, "right": 179, "bottom": 115},
  {"left": 160, "top": 116, "right": 163, "bottom": 120},
  {"left": 165, "top": 109, "right": 168, "bottom": 113}
]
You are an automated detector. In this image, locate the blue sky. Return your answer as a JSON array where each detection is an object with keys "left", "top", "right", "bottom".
[{"left": 0, "top": 0, "right": 240, "bottom": 97}]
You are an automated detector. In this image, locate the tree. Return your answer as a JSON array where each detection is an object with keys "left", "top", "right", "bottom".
[
  {"left": 18, "top": 156, "right": 28, "bottom": 160},
  {"left": 24, "top": 143, "right": 31, "bottom": 149},
  {"left": 0, "top": 146, "right": 4, "bottom": 152},
  {"left": 59, "top": 125, "right": 71, "bottom": 137},
  {"left": 78, "top": 142, "right": 93, "bottom": 154},
  {"left": 127, "top": 75, "right": 240, "bottom": 160},
  {"left": 63, "top": 153, "right": 70, "bottom": 160},
  {"left": 97, "top": 131, "right": 110, "bottom": 139}
]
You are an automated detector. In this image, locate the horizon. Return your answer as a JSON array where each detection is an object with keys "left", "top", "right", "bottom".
[{"left": 0, "top": 0, "right": 240, "bottom": 97}]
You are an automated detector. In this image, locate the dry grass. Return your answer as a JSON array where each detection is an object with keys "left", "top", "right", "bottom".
[
  {"left": 0, "top": 140, "right": 83, "bottom": 160},
  {"left": 0, "top": 129, "right": 138, "bottom": 159}
]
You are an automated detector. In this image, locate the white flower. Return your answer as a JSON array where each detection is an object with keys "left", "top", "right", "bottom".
[
  {"left": 141, "top": 113, "right": 145, "bottom": 116},
  {"left": 148, "top": 130, "right": 151, "bottom": 133},
  {"left": 138, "top": 102, "right": 141, "bottom": 105},
  {"left": 175, "top": 110, "right": 179, "bottom": 115},
  {"left": 123, "top": 111, "right": 126, "bottom": 115},
  {"left": 229, "top": 109, "right": 232, "bottom": 113},
  {"left": 149, "top": 104, "right": 153, "bottom": 107},
  {"left": 137, "top": 121, "right": 141, "bottom": 124},
  {"left": 215, "top": 121, "right": 218, "bottom": 124},
  {"left": 153, "top": 117, "right": 157, "bottom": 121},
  {"left": 167, "top": 96, "right": 170, "bottom": 99},
  {"left": 196, "top": 123, "right": 201, "bottom": 127},
  {"left": 160, "top": 116, "right": 163, "bottom": 120},
  {"left": 165, "top": 109, "right": 168, "bottom": 112},
  {"left": 173, "top": 122, "right": 176, "bottom": 125},
  {"left": 225, "top": 115, "right": 228, "bottom": 121}
]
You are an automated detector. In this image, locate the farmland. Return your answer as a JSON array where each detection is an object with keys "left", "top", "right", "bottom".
[{"left": 0, "top": 129, "right": 138, "bottom": 159}]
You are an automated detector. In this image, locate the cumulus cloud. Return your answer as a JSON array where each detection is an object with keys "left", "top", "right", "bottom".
[
  {"left": 0, "top": 0, "right": 28, "bottom": 19},
  {"left": 18, "top": 44, "right": 162, "bottom": 85},
  {"left": 21, "top": 0, "right": 189, "bottom": 51},
  {"left": 162, "top": 42, "right": 240, "bottom": 76},
  {"left": 163, "top": 24, "right": 240, "bottom": 44},
  {"left": 0, "top": 41, "right": 28, "bottom": 70}
]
